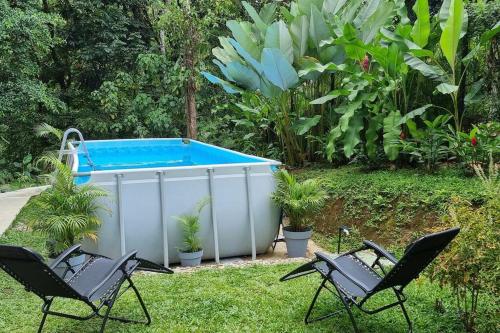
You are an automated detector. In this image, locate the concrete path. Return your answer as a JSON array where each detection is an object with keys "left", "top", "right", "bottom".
[{"left": 0, "top": 186, "right": 49, "bottom": 235}]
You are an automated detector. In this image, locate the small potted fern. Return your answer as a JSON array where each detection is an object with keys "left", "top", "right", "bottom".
[
  {"left": 272, "top": 169, "right": 328, "bottom": 257},
  {"left": 175, "top": 197, "right": 209, "bottom": 267}
]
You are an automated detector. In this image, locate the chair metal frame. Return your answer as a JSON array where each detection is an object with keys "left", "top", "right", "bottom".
[
  {"left": 0, "top": 244, "right": 172, "bottom": 333},
  {"left": 280, "top": 228, "right": 460, "bottom": 333}
]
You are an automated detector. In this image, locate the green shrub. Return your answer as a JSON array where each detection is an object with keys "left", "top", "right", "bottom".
[
  {"left": 431, "top": 161, "right": 499, "bottom": 332},
  {"left": 272, "top": 169, "right": 328, "bottom": 232},
  {"left": 22, "top": 156, "right": 108, "bottom": 255}
]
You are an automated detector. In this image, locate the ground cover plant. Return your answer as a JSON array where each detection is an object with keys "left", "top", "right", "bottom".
[
  {"left": 1, "top": 214, "right": 496, "bottom": 333},
  {"left": 297, "top": 165, "right": 483, "bottom": 244}
]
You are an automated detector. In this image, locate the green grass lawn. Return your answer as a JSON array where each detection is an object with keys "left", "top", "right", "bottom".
[{"left": 0, "top": 220, "right": 472, "bottom": 333}]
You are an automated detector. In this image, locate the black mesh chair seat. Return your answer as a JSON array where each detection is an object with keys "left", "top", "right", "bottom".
[
  {"left": 281, "top": 228, "right": 460, "bottom": 333},
  {"left": 66, "top": 256, "right": 139, "bottom": 302},
  {"left": 314, "top": 254, "right": 382, "bottom": 299},
  {"left": 0, "top": 244, "right": 172, "bottom": 333}
]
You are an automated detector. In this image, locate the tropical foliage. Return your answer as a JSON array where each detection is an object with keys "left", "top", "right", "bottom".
[
  {"left": 22, "top": 156, "right": 108, "bottom": 255},
  {"left": 432, "top": 159, "right": 499, "bottom": 332},
  {"left": 204, "top": 0, "right": 499, "bottom": 166},
  {"left": 272, "top": 169, "right": 328, "bottom": 232},
  {"left": 175, "top": 197, "right": 210, "bottom": 253}
]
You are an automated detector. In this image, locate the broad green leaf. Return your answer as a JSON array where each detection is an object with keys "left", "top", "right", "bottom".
[
  {"left": 411, "top": 0, "right": 430, "bottom": 48},
  {"left": 229, "top": 39, "right": 264, "bottom": 75},
  {"left": 226, "top": 21, "right": 261, "bottom": 60},
  {"left": 439, "top": 0, "right": 467, "bottom": 37},
  {"left": 338, "top": 99, "right": 363, "bottom": 131},
  {"left": 383, "top": 110, "right": 402, "bottom": 160},
  {"left": 480, "top": 21, "right": 500, "bottom": 43},
  {"left": 326, "top": 125, "right": 342, "bottom": 160},
  {"left": 397, "top": 104, "right": 432, "bottom": 125},
  {"left": 202, "top": 72, "right": 242, "bottom": 94},
  {"left": 225, "top": 62, "right": 260, "bottom": 90},
  {"left": 260, "top": 3, "right": 278, "bottom": 24},
  {"left": 298, "top": 61, "right": 348, "bottom": 77},
  {"left": 338, "top": 24, "right": 366, "bottom": 61},
  {"left": 322, "top": 0, "right": 347, "bottom": 15},
  {"left": 265, "top": 21, "right": 294, "bottom": 63},
  {"left": 259, "top": 78, "right": 282, "bottom": 98},
  {"left": 438, "top": 0, "right": 452, "bottom": 30},
  {"left": 440, "top": 0, "right": 464, "bottom": 69},
  {"left": 261, "top": 48, "right": 299, "bottom": 90},
  {"left": 213, "top": 59, "right": 233, "bottom": 81},
  {"left": 309, "top": 4, "right": 330, "bottom": 52},
  {"left": 406, "top": 119, "right": 424, "bottom": 139},
  {"left": 293, "top": 115, "right": 322, "bottom": 135},
  {"left": 213, "top": 37, "right": 242, "bottom": 65},
  {"left": 366, "top": 114, "right": 383, "bottom": 159},
  {"left": 290, "top": 15, "right": 309, "bottom": 62},
  {"left": 319, "top": 45, "right": 346, "bottom": 64},
  {"left": 343, "top": 114, "right": 364, "bottom": 158},
  {"left": 242, "top": 1, "right": 268, "bottom": 34},
  {"left": 353, "top": 0, "right": 380, "bottom": 28},
  {"left": 360, "top": 1, "right": 394, "bottom": 44},
  {"left": 435, "top": 83, "right": 459, "bottom": 94},
  {"left": 297, "top": 56, "right": 323, "bottom": 80},
  {"left": 298, "top": 0, "right": 324, "bottom": 16},
  {"left": 404, "top": 53, "right": 446, "bottom": 81},
  {"left": 464, "top": 79, "right": 484, "bottom": 103},
  {"left": 387, "top": 43, "right": 403, "bottom": 78},
  {"left": 310, "top": 89, "right": 350, "bottom": 104},
  {"left": 341, "top": 0, "right": 363, "bottom": 25}
]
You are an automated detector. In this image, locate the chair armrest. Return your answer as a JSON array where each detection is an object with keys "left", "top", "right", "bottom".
[
  {"left": 315, "top": 252, "right": 369, "bottom": 292},
  {"left": 87, "top": 250, "right": 138, "bottom": 298},
  {"left": 50, "top": 244, "right": 82, "bottom": 269},
  {"left": 363, "top": 240, "right": 398, "bottom": 264}
]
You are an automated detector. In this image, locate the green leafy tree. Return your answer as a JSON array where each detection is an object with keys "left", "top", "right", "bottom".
[{"left": 0, "top": 0, "right": 65, "bottom": 167}]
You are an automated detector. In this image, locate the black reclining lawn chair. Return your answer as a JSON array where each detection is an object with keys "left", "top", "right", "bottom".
[
  {"left": 0, "top": 244, "right": 172, "bottom": 333},
  {"left": 280, "top": 228, "right": 459, "bottom": 333}
]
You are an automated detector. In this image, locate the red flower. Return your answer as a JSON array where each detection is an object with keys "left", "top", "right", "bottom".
[
  {"left": 471, "top": 137, "right": 478, "bottom": 146},
  {"left": 400, "top": 131, "right": 406, "bottom": 140},
  {"left": 360, "top": 55, "right": 370, "bottom": 72}
]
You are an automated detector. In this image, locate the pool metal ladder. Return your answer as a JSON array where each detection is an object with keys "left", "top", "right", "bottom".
[{"left": 58, "top": 128, "right": 95, "bottom": 169}]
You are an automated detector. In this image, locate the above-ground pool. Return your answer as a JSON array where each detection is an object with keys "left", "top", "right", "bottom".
[{"left": 67, "top": 137, "right": 281, "bottom": 267}]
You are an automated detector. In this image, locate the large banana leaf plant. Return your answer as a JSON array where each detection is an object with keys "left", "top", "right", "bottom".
[
  {"left": 401, "top": 0, "right": 499, "bottom": 132},
  {"left": 203, "top": 0, "right": 408, "bottom": 164}
]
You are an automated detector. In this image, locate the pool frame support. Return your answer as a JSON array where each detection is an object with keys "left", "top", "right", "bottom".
[
  {"left": 244, "top": 167, "right": 257, "bottom": 260},
  {"left": 158, "top": 171, "right": 169, "bottom": 268},
  {"left": 115, "top": 174, "right": 126, "bottom": 256},
  {"left": 207, "top": 168, "right": 220, "bottom": 264}
]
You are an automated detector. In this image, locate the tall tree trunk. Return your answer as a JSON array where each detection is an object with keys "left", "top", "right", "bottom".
[
  {"left": 184, "top": 0, "right": 197, "bottom": 139},
  {"left": 185, "top": 64, "right": 197, "bottom": 139}
]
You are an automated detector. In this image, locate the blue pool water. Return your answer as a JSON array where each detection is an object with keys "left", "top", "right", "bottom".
[{"left": 75, "top": 139, "right": 269, "bottom": 174}]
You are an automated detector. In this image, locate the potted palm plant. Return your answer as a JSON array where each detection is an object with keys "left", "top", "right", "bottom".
[
  {"left": 23, "top": 155, "right": 108, "bottom": 266},
  {"left": 175, "top": 197, "right": 209, "bottom": 267},
  {"left": 272, "top": 169, "right": 328, "bottom": 257}
]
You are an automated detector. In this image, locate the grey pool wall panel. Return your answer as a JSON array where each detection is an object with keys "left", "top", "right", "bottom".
[{"left": 77, "top": 145, "right": 281, "bottom": 266}]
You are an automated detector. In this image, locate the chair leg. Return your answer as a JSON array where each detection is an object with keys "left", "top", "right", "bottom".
[
  {"left": 128, "top": 277, "right": 151, "bottom": 325},
  {"left": 305, "top": 278, "right": 327, "bottom": 323},
  {"left": 393, "top": 289, "right": 413, "bottom": 333},
  {"left": 332, "top": 283, "right": 360, "bottom": 333},
  {"left": 99, "top": 288, "right": 120, "bottom": 333},
  {"left": 38, "top": 299, "right": 53, "bottom": 333}
]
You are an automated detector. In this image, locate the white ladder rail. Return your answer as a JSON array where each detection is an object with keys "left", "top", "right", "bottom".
[{"left": 58, "top": 128, "right": 94, "bottom": 168}]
